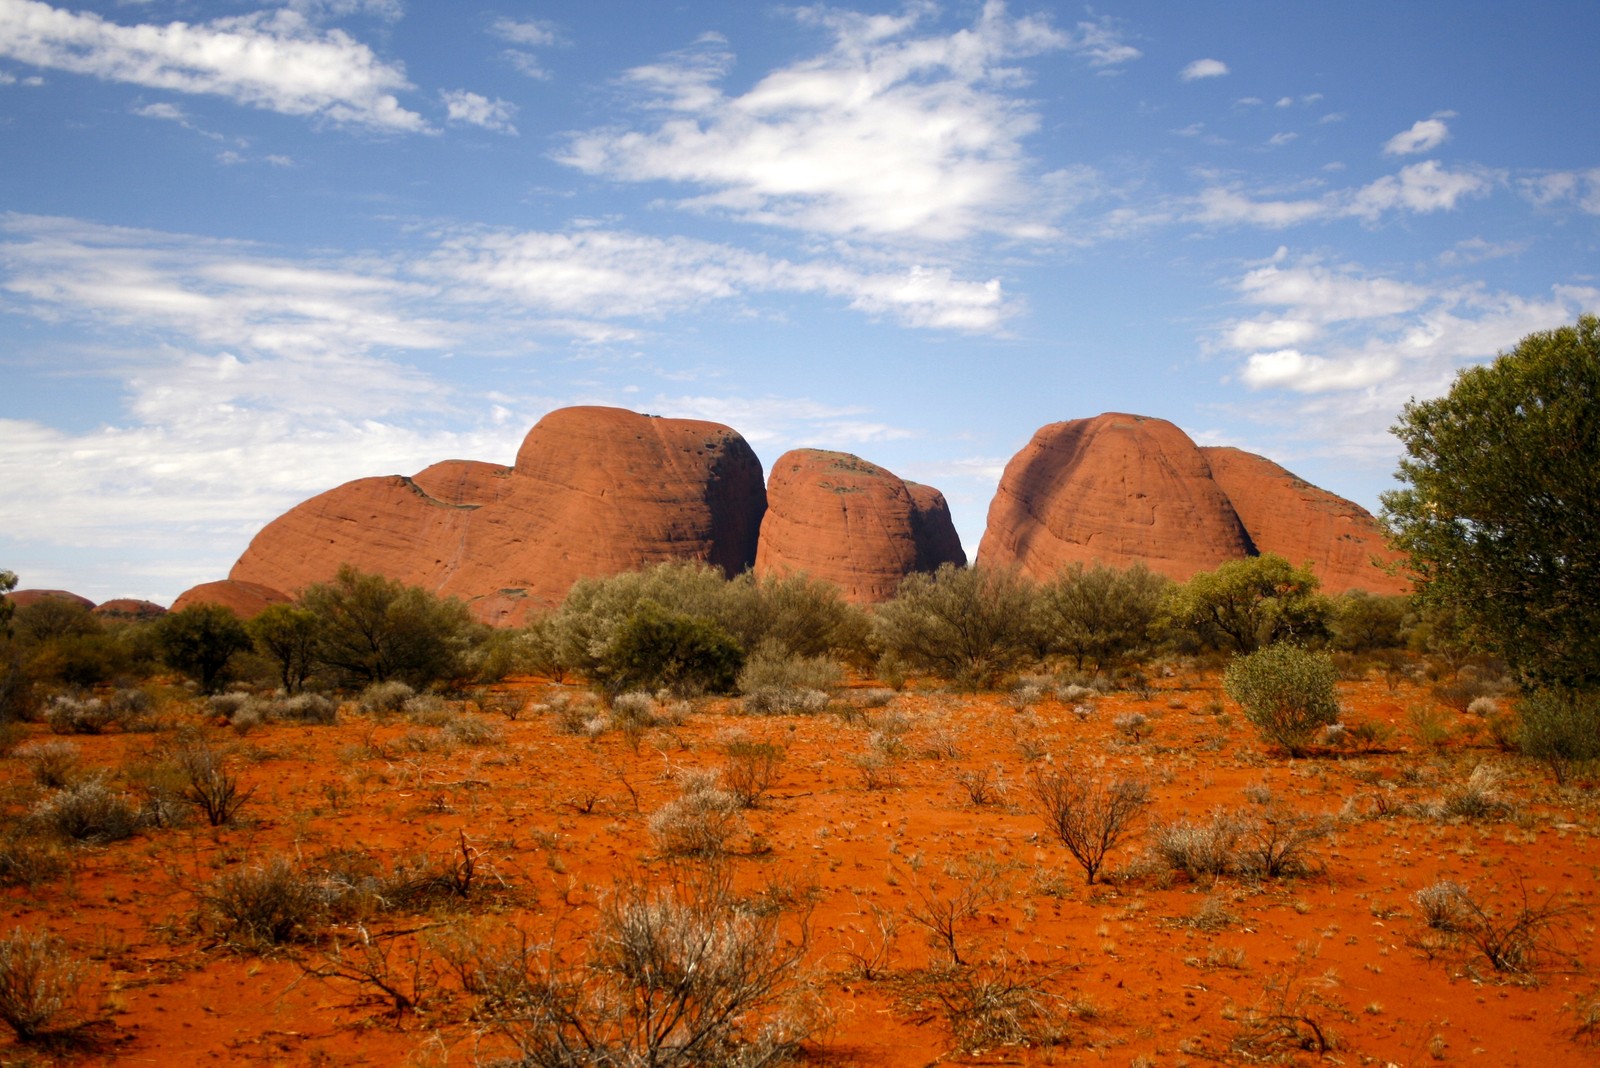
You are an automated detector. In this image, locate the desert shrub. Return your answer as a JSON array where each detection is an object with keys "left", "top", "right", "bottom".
[
  {"left": 721, "top": 570, "right": 872, "bottom": 662},
  {"left": 737, "top": 644, "right": 842, "bottom": 695},
  {"left": 1436, "top": 763, "right": 1513, "bottom": 820},
  {"left": 300, "top": 566, "right": 476, "bottom": 689},
  {"left": 550, "top": 562, "right": 738, "bottom": 678},
  {"left": 44, "top": 694, "right": 121, "bottom": 735},
  {"left": 1412, "top": 878, "right": 1577, "bottom": 975},
  {"left": 1231, "top": 805, "right": 1335, "bottom": 879},
  {"left": 1113, "top": 712, "right": 1150, "bottom": 743},
  {"left": 271, "top": 692, "right": 337, "bottom": 724},
  {"left": 0, "top": 929, "right": 86, "bottom": 1041},
  {"left": 1432, "top": 668, "right": 1507, "bottom": 713},
  {"left": 1035, "top": 562, "right": 1170, "bottom": 671},
  {"left": 0, "top": 833, "right": 69, "bottom": 889},
  {"left": 742, "top": 687, "right": 829, "bottom": 716},
  {"left": 649, "top": 773, "right": 744, "bottom": 858},
  {"left": 440, "top": 714, "right": 501, "bottom": 747},
  {"left": 1223, "top": 643, "right": 1340, "bottom": 757},
  {"left": 721, "top": 738, "right": 785, "bottom": 808},
  {"left": 595, "top": 603, "right": 744, "bottom": 697},
  {"left": 17, "top": 740, "right": 81, "bottom": 788},
  {"left": 609, "top": 691, "right": 660, "bottom": 728},
  {"left": 477, "top": 878, "right": 812, "bottom": 1067},
  {"left": 873, "top": 564, "right": 1040, "bottom": 690},
  {"left": 1516, "top": 686, "right": 1600, "bottom": 784},
  {"left": 358, "top": 680, "right": 414, "bottom": 716},
  {"left": 1413, "top": 881, "right": 1470, "bottom": 931},
  {"left": 207, "top": 692, "right": 254, "bottom": 720},
  {"left": 1149, "top": 813, "right": 1244, "bottom": 882},
  {"left": 248, "top": 603, "right": 321, "bottom": 694},
  {"left": 32, "top": 779, "right": 140, "bottom": 843},
  {"left": 912, "top": 954, "right": 1067, "bottom": 1053},
  {"left": 1329, "top": 591, "right": 1409, "bottom": 653},
  {"left": 1029, "top": 765, "right": 1149, "bottom": 884},
  {"left": 204, "top": 857, "right": 327, "bottom": 948},
  {"left": 176, "top": 743, "right": 254, "bottom": 827},
  {"left": 1161, "top": 554, "right": 1328, "bottom": 654},
  {"left": 401, "top": 693, "right": 449, "bottom": 723}
]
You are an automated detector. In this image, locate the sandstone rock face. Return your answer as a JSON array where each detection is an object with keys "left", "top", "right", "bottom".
[
  {"left": 171, "top": 580, "right": 292, "bottom": 619},
  {"left": 227, "top": 407, "right": 768, "bottom": 625},
  {"left": 754, "top": 450, "right": 966, "bottom": 603},
  {"left": 6, "top": 590, "right": 96, "bottom": 611},
  {"left": 1200, "top": 447, "right": 1409, "bottom": 595},
  {"left": 93, "top": 599, "right": 168, "bottom": 621},
  {"left": 979, "top": 413, "right": 1255, "bottom": 582}
]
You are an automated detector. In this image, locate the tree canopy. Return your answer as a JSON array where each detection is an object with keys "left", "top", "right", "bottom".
[{"left": 1381, "top": 315, "right": 1600, "bottom": 689}]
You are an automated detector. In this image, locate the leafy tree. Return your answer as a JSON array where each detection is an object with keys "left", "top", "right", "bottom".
[
  {"left": 1160, "top": 554, "right": 1327, "bottom": 653},
  {"left": 593, "top": 601, "right": 744, "bottom": 697},
  {"left": 719, "top": 571, "right": 871, "bottom": 663},
  {"left": 1382, "top": 315, "right": 1600, "bottom": 689},
  {"left": 12, "top": 598, "right": 99, "bottom": 644},
  {"left": 550, "top": 561, "right": 735, "bottom": 680},
  {"left": 156, "top": 604, "right": 253, "bottom": 693},
  {"left": 1034, "top": 562, "right": 1170, "bottom": 670},
  {"left": 1223, "top": 643, "right": 1340, "bottom": 757},
  {"left": 248, "top": 603, "right": 321, "bottom": 694},
  {"left": 872, "top": 564, "right": 1039, "bottom": 689},
  {"left": 299, "top": 566, "right": 475, "bottom": 688},
  {"left": 1516, "top": 687, "right": 1600, "bottom": 785},
  {"left": 1328, "top": 591, "right": 1409, "bottom": 653}
]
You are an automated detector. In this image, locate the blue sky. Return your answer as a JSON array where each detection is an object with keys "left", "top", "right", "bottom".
[{"left": 1, "top": 0, "right": 1596, "bottom": 605}]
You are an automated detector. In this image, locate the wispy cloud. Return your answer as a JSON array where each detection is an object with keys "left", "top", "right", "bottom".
[
  {"left": 1179, "top": 58, "right": 1228, "bottom": 81},
  {"left": 1195, "top": 160, "right": 1497, "bottom": 227},
  {"left": 1518, "top": 168, "right": 1600, "bottom": 214},
  {"left": 0, "top": 0, "right": 427, "bottom": 131},
  {"left": 557, "top": 2, "right": 1095, "bottom": 244},
  {"left": 491, "top": 15, "right": 559, "bottom": 79}
]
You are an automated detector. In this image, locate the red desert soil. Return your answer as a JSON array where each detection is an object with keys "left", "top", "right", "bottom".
[{"left": 2, "top": 669, "right": 1597, "bottom": 1066}]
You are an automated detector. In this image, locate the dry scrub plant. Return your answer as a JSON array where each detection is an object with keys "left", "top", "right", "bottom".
[
  {"left": 473, "top": 878, "right": 814, "bottom": 1067},
  {"left": 1029, "top": 764, "right": 1150, "bottom": 884},
  {"left": 0, "top": 928, "right": 89, "bottom": 1042},
  {"left": 1411, "top": 877, "right": 1577, "bottom": 976}
]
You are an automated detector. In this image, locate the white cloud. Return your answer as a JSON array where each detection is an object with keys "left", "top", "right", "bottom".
[
  {"left": 1196, "top": 161, "right": 1496, "bottom": 228},
  {"left": 1235, "top": 261, "right": 1430, "bottom": 323},
  {"left": 1382, "top": 116, "right": 1450, "bottom": 156},
  {"left": 1063, "top": 15, "right": 1140, "bottom": 68},
  {"left": 1179, "top": 58, "right": 1228, "bottom": 81},
  {"left": 491, "top": 17, "right": 557, "bottom": 47},
  {"left": 1268, "top": 132, "right": 1297, "bottom": 147},
  {"left": 1519, "top": 168, "right": 1600, "bottom": 214},
  {"left": 0, "top": 0, "right": 427, "bottom": 131},
  {"left": 556, "top": 2, "right": 1080, "bottom": 244},
  {"left": 441, "top": 88, "right": 517, "bottom": 133}
]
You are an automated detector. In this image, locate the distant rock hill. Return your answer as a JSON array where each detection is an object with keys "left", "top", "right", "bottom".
[
  {"left": 978, "top": 412, "right": 1407, "bottom": 595},
  {"left": 168, "top": 406, "right": 1405, "bottom": 623}
]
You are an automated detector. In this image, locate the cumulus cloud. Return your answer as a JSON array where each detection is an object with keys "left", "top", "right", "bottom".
[
  {"left": 0, "top": 0, "right": 427, "bottom": 131},
  {"left": 556, "top": 2, "right": 1084, "bottom": 244},
  {"left": 1179, "top": 58, "right": 1228, "bottom": 81},
  {"left": 1383, "top": 115, "right": 1450, "bottom": 156},
  {"left": 441, "top": 88, "right": 517, "bottom": 133}
]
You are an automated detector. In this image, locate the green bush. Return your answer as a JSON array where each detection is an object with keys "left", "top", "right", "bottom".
[
  {"left": 872, "top": 564, "right": 1039, "bottom": 689},
  {"left": 720, "top": 571, "right": 871, "bottom": 662},
  {"left": 156, "top": 604, "right": 253, "bottom": 693},
  {"left": 299, "top": 566, "right": 475, "bottom": 689},
  {"left": 1223, "top": 644, "right": 1340, "bottom": 757},
  {"left": 1034, "top": 562, "right": 1170, "bottom": 671},
  {"left": 1161, "top": 554, "right": 1329, "bottom": 653},
  {"left": 594, "top": 602, "right": 743, "bottom": 697},
  {"left": 1517, "top": 687, "right": 1600, "bottom": 784}
]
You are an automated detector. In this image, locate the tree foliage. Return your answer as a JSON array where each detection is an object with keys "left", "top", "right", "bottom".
[
  {"left": 594, "top": 602, "right": 744, "bottom": 697},
  {"left": 1160, "top": 554, "right": 1327, "bottom": 653},
  {"left": 871, "top": 564, "right": 1038, "bottom": 689},
  {"left": 0, "top": 570, "right": 15, "bottom": 639},
  {"left": 298, "top": 566, "right": 475, "bottom": 689},
  {"left": 248, "top": 603, "right": 321, "bottom": 694},
  {"left": 1382, "top": 315, "right": 1600, "bottom": 689},
  {"left": 156, "top": 604, "right": 253, "bottom": 693},
  {"left": 1034, "top": 562, "right": 1169, "bottom": 670}
]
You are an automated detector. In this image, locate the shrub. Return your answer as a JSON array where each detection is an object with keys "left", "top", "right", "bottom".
[
  {"left": 1035, "top": 562, "right": 1170, "bottom": 671},
  {"left": 358, "top": 680, "right": 414, "bottom": 716},
  {"left": 271, "top": 692, "right": 338, "bottom": 725},
  {"left": 873, "top": 564, "right": 1040, "bottom": 689},
  {"left": 44, "top": 694, "right": 120, "bottom": 735},
  {"left": 1412, "top": 878, "right": 1577, "bottom": 975},
  {"left": 0, "top": 929, "right": 84, "bottom": 1041},
  {"left": 721, "top": 571, "right": 872, "bottom": 662},
  {"left": 1516, "top": 686, "right": 1600, "bottom": 784},
  {"left": 736, "top": 644, "right": 842, "bottom": 695},
  {"left": 248, "top": 603, "right": 321, "bottom": 694},
  {"left": 595, "top": 603, "right": 744, "bottom": 697},
  {"left": 17, "top": 740, "right": 81, "bottom": 788},
  {"left": 299, "top": 566, "right": 476, "bottom": 689},
  {"left": 1223, "top": 644, "right": 1341, "bottom": 757},
  {"left": 722, "top": 738, "right": 785, "bottom": 808},
  {"left": 478, "top": 878, "right": 812, "bottom": 1067},
  {"left": 155, "top": 604, "right": 253, "bottom": 693},
  {"left": 204, "top": 857, "right": 326, "bottom": 948},
  {"left": 648, "top": 774, "right": 744, "bottom": 858},
  {"left": 1149, "top": 813, "right": 1244, "bottom": 882},
  {"left": 32, "top": 779, "right": 140, "bottom": 843},
  {"left": 1161, "top": 554, "right": 1328, "bottom": 654},
  {"left": 176, "top": 743, "right": 254, "bottom": 827},
  {"left": 1029, "top": 765, "right": 1149, "bottom": 884},
  {"left": 742, "top": 687, "right": 829, "bottom": 716}
]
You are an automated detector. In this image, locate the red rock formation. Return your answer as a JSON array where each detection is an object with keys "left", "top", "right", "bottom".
[
  {"left": 6, "top": 590, "right": 95, "bottom": 611},
  {"left": 754, "top": 450, "right": 966, "bottom": 603},
  {"left": 93, "top": 599, "right": 168, "bottom": 621},
  {"left": 1200, "top": 447, "right": 1409, "bottom": 595},
  {"left": 171, "top": 580, "right": 291, "bottom": 619},
  {"left": 979, "top": 413, "right": 1255, "bottom": 582},
  {"left": 227, "top": 407, "right": 768, "bottom": 625}
]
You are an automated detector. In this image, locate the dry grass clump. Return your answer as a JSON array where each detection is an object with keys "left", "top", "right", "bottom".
[{"left": 0, "top": 928, "right": 90, "bottom": 1042}]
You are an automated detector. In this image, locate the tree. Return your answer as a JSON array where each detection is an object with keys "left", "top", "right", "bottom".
[
  {"left": 0, "top": 570, "right": 15, "bottom": 638},
  {"left": 299, "top": 566, "right": 475, "bottom": 688},
  {"left": 156, "top": 604, "right": 253, "bottom": 693},
  {"left": 872, "top": 564, "right": 1039, "bottom": 689},
  {"left": 1159, "top": 554, "right": 1327, "bottom": 653},
  {"left": 1034, "top": 562, "right": 1169, "bottom": 670},
  {"left": 594, "top": 601, "right": 744, "bottom": 697},
  {"left": 1381, "top": 315, "right": 1600, "bottom": 690},
  {"left": 1223, "top": 643, "right": 1340, "bottom": 757},
  {"left": 248, "top": 603, "right": 321, "bottom": 693}
]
